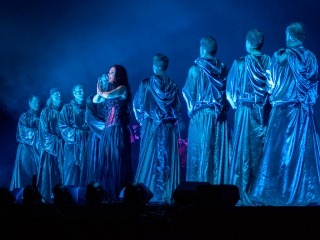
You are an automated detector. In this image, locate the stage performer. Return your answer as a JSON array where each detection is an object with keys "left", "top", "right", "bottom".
[
  {"left": 227, "top": 29, "right": 271, "bottom": 206},
  {"left": 95, "top": 65, "right": 133, "bottom": 201},
  {"left": 59, "top": 84, "right": 89, "bottom": 187},
  {"left": 10, "top": 95, "right": 41, "bottom": 190},
  {"left": 182, "top": 36, "right": 232, "bottom": 184},
  {"left": 133, "top": 54, "right": 181, "bottom": 202},
  {"left": 251, "top": 22, "right": 320, "bottom": 206},
  {"left": 80, "top": 73, "right": 107, "bottom": 187},
  {"left": 38, "top": 88, "right": 64, "bottom": 202}
]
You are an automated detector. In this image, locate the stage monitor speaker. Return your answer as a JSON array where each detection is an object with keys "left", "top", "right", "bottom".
[
  {"left": 0, "top": 186, "right": 15, "bottom": 205},
  {"left": 173, "top": 182, "right": 240, "bottom": 206},
  {"left": 196, "top": 184, "right": 240, "bottom": 207},
  {"left": 53, "top": 183, "right": 75, "bottom": 205},
  {"left": 86, "top": 181, "right": 110, "bottom": 205},
  {"left": 173, "top": 181, "right": 210, "bottom": 205},
  {"left": 123, "top": 181, "right": 154, "bottom": 207}
]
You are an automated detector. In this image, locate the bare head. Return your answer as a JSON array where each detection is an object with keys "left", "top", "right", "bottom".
[
  {"left": 246, "top": 29, "right": 264, "bottom": 53},
  {"left": 98, "top": 72, "right": 108, "bottom": 91},
  {"left": 72, "top": 84, "right": 85, "bottom": 102},
  {"left": 286, "top": 22, "right": 305, "bottom": 48},
  {"left": 153, "top": 53, "right": 169, "bottom": 75},
  {"left": 28, "top": 95, "right": 40, "bottom": 111},
  {"left": 200, "top": 36, "right": 217, "bottom": 57}
]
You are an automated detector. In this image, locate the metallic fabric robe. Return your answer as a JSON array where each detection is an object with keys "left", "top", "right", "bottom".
[
  {"left": 59, "top": 100, "right": 89, "bottom": 187},
  {"left": 227, "top": 54, "right": 271, "bottom": 206},
  {"left": 10, "top": 110, "right": 41, "bottom": 190},
  {"left": 182, "top": 57, "right": 232, "bottom": 184},
  {"left": 133, "top": 75, "right": 181, "bottom": 202},
  {"left": 80, "top": 94, "right": 106, "bottom": 187},
  {"left": 38, "top": 102, "right": 63, "bottom": 202},
  {"left": 251, "top": 45, "right": 320, "bottom": 206}
]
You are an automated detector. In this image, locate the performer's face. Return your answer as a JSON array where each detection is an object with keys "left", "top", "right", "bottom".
[
  {"left": 51, "top": 91, "right": 62, "bottom": 107},
  {"left": 29, "top": 97, "right": 40, "bottom": 111},
  {"left": 73, "top": 85, "right": 85, "bottom": 101},
  {"left": 108, "top": 67, "right": 116, "bottom": 83}
]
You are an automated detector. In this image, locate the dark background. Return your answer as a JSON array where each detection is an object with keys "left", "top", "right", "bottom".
[{"left": 1, "top": 0, "right": 319, "bottom": 187}]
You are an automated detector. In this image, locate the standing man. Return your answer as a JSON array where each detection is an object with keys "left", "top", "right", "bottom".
[
  {"left": 133, "top": 54, "right": 181, "bottom": 202},
  {"left": 251, "top": 22, "right": 320, "bottom": 206},
  {"left": 38, "top": 88, "right": 64, "bottom": 202},
  {"left": 227, "top": 29, "right": 271, "bottom": 206},
  {"left": 10, "top": 95, "right": 41, "bottom": 190},
  {"left": 60, "top": 84, "right": 89, "bottom": 187},
  {"left": 182, "top": 36, "right": 231, "bottom": 184}
]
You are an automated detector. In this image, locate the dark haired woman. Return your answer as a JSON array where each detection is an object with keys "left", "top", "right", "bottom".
[{"left": 95, "top": 65, "right": 132, "bottom": 201}]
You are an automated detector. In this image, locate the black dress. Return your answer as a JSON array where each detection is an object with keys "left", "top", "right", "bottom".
[{"left": 98, "top": 96, "right": 132, "bottom": 201}]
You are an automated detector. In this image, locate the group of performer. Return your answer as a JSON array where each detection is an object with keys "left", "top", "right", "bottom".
[{"left": 9, "top": 22, "right": 320, "bottom": 206}]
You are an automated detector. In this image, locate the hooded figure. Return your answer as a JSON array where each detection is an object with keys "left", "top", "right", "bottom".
[
  {"left": 251, "top": 22, "right": 320, "bottom": 206},
  {"left": 133, "top": 54, "right": 181, "bottom": 202},
  {"left": 38, "top": 87, "right": 64, "bottom": 203},
  {"left": 59, "top": 84, "right": 89, "bottom": 187},
  {"left": 182, "top": 36, "right": 232, "bottom": 184},
  {"left": 10, "top": 95, "right": 41, "bottom": 190}
]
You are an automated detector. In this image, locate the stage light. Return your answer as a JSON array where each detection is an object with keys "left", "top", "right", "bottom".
[
  {"left": 123, "top": 181, "right": 154, "bottom": 207},
  {"left": 86, "top": 181, "right": 110, "bottom": 205},
  {"left": 53, "top": 183, "right": 75, "bottom": 205},
  {"left": 0, "top": 186, "right": 15, "bottom": 205}
]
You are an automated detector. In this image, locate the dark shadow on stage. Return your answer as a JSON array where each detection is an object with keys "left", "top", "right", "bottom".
[{"left": 0, "top": 204, "right": 320, "bottom": 239}]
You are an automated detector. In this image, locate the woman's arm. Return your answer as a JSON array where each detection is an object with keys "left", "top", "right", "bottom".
[{"left": 97, "top": 83, "right": 127, "bottom": 99}]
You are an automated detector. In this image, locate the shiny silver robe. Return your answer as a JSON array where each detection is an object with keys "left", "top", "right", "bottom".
[
  {"left": 227, "top": 54, "right": 271, "bottom": 206},
  {"left": 80, "top": 94, "right": 106, "bottom": 187},
  {"left": 59, "top": 100, "right": 89, "bottom": 187},
  {"left": 182, "top": 57, "right": 232, "bottom": 184},
  {"left": 133, "top": 75, "right": 181, "bottom": 202},
  {"left": 10, "top": 110, "right": 41, "bottom": 190},
  {"left": 251, "top": 45, "right": 320, "bottom": 206},
  {"left": 38, "top": 102, "right": 63, "bottom": 202}
]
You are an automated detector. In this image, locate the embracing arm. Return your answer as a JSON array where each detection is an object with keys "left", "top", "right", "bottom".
[{"left": 97, "top": 82, "right": 127, "bottom": 99}]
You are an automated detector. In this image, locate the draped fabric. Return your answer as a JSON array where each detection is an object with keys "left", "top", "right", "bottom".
[
  {"left": 182, "top": 57, "right": 228, "bottom": 118},
  {"left": 98, "top": 97, "right": 132, "bottom": 201},
  {"left": 80, "top": 94, "right": 106, "bottom": 187},
  {"left": 38, "top": 103, "right": 63, "bottom": 202},
  {"left": 133, "top": 75, "right": 181, "bottom": 202},
  {"left": 59, "top": 100, "right": 89, "bottom": 187},
  {"left": 251, "top": 45, "right": 320, "bottom": 206},
  {"left": 227, "top": 54, "right": 271, "bottom": 206},
  {"left": 85, "top": 95, "right": 106, "bottom": 138},
  {"left": 10, "top": 110, "right": 41, "bottom": 190},
  {"left": 182, "top": 57, "right": 232, "bottom": 184}
]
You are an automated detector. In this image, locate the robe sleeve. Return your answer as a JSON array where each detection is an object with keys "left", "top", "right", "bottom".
[
  {"left": 226, "top": 60, "right": 238, "bottom": 110},
  {"left": 182, "top": 65, "right": 198, "bottom": 117},
  {"left": 40, "top": 108, "right": 62, "bottom": 157},
  {"left": 133, "top": 81, "right": 147, "bottom": 125},
  {"left": 85, "top": 97, "right": 105, "bottom": 138},
  {"left": 266, "top": 53, "right": 277, "bottom": 94},
  {"left": 16, "top": 113, "right": 38, "bottom": 145},
  {"left": 59, "top": 105, "right": 86, "bottom": 145}
]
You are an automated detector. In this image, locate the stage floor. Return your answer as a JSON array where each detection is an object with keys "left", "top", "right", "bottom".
[{"left": 1, "top": 204, "right": 320, "bottom": 239}]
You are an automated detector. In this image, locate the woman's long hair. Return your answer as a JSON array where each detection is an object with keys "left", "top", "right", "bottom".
[
  {"left": 113, "top": 64, "right": 132, "bottom": 105},
  {"left": 113, "top": 64, "right": 132, "bottom": 123}
]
